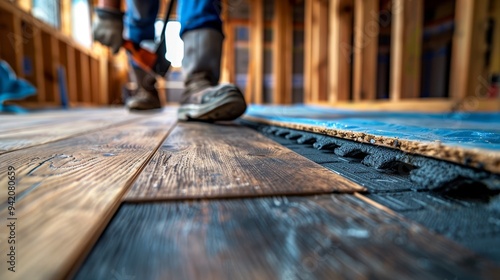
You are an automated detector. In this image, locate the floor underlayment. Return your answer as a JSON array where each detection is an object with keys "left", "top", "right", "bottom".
[
  {"left": 247, "top": 122, "right": 500, "bottom": 262},
  {"left": 244, "top": 105, "right": 500, "bottom": 173}
]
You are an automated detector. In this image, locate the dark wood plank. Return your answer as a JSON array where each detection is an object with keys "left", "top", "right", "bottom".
[
  {"left": 0, "top": 110, "right": 176, "bottom": 280},
  {"left": 76, "top": 194, "right": 500, "bottom": 279},
  {"left": 125, "top": 122, "right": 364, "bottom": 201},
  {"left": 0, "top": 109, "right": 146, "bottom": 154}
]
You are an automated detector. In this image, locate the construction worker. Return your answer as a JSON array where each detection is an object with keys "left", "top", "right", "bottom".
[{"left": 93, "top": 0, "right": 247, "bottom": 121}]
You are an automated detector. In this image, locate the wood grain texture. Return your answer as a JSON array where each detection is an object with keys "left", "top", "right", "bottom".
[
  {"left": 125, "top": 122, "right": 363, "bottom": 201},
  {"left": 0, "top": 108, "right": 137, "bottom": 132},
  {"left": 0, "top": 110, "right": 176, "bottom": 280},
  {"left": 77, "top": 194, "right": 500, "bottom": 279},
  {"left": 0, "top": 110, "right": 146, "bottom": 154}
]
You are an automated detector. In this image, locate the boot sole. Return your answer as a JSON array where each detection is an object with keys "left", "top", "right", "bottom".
[{"left": 178, "top": 94, "right": 247, "bottom": 121}]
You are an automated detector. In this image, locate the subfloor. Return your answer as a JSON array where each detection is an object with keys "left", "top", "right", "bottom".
[{"left": 0, "top": 107, "right": 499, "bottom": 280}]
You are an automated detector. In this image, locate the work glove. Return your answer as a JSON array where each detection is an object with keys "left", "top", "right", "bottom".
[{"left": 93, "top": 8, "right": 124, "bottom": 54}]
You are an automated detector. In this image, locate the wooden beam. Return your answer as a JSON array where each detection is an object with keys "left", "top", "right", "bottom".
[
  {"left": 273, "top": 0, "right": 293, "bottom": 104},
  {"left": 0, "top": 112, "right": 177, "bottom": 280},
  {"left": 21, "top": 21, "right": 42, "bottom": 102},
  {"left": 449, "top": 0, "right": 489, "bottom": 102},
  {"left": 0, "top": 10, "right": 23, "bottom": 77},
  {"left": 353, "top": 0, "right": 378, "bottom": 102},
  {"left": 80, "top": 52, "right": 91, "bottom": 103},
  {"left": 90, "top": 58, "right": 101, "bottom": 104},
  {"left": 390, "top": 0, "right": 423, "bottom": 101},
  {"left": 311, "top": 0, "right": 329, "bottom": 103},
  {"left": 329, "top": 0, "right": 354, "bottom": 103},
  {"left": 66, "top": 45, "right": 78, "bottom": 104},
  {"left": 41, "top": 32, "right": 59, "bottom": 103},
  {"left": 489, "top": 0, "right": 500, "bottom": 76},
  {"left": 61, "top": 0, "right": 72, "bottom": 36},
  {"left": 17, "top": 0, "right": 32, "bottom": 12},
  {"left": 249, "top": 0, "right": 264, "bottom": 104},
  {"left": 304, "top": 0, "right": 313, "bottom": 103},
  {"left": 220, "top": 1, "right": 234, "bottom": 85}
]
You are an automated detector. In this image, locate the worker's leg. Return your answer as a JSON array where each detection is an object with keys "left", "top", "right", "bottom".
[
  {"left": 177, "top": 0, "right": 246, "bottom": 121},
  {"left": 123, "top": 0, "right": 162, "bottom": 110}
]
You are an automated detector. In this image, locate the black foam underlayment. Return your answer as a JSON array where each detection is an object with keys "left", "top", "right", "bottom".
[
  {"left": 246, "top": 122, "right": 500, "bottom": 263},
  {"left": 256, "top": 125, "right": 500, "bottom": 192}
]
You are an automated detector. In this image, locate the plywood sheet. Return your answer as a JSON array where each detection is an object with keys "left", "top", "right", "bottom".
[
  {"left": 125, "top": 122, "right": 363, "bottom": 201},
  {"left": 76, "top": 194, "right": 500, "bottom": 279},
  {"left": 244, "top": 105, "right": 500, "bottom": 173},
  {"left": 0, "top": 110, "right": 176, "bottom": 280}
]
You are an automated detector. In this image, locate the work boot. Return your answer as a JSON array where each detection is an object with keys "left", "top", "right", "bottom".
[
  {"left": 125, "top": 66, "right": 161, "bottom": 110},
  {"left": 178, "top": 28, "right": 246, "bottom": 121}
]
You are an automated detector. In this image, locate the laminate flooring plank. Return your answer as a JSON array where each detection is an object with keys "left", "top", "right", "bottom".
[
  {"left": 0, "top": 111, "right": 177, "bottom": 280},
  {"left": 0, "top": 112, "right": 148, "bottom": 154},
  {"left": 76, "top": 194, "right": 500, "bottom": 280},
  {"left": 0, "top": 108, "right": 130, "bottom": 133},
  {"left": 125, "top": 122, "right": 364, "bottom": 201}
]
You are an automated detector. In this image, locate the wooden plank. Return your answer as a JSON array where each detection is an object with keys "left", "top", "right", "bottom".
[
  {"left": 353, "top": 0, "right": 378, "bottom": 101},
  {"left": 0, "top": 112, "right": 146, "bottom": 154},
  {"left": 449, "top": 0, "right": 489, "bottom": 101},
  {"left": 329, "top": 0, "right": 354, "bottom": 102},
  {"left": 32, "top": 24, "right": 46, "bottom": 102},
  {"left": 0, "top": 108, "right": 133, "bottom": 133},
  {"left": 97, "top": 46, "right": 110, "bottom": 105},
  {"left": 125, "top": 122, "right": 363, "bottom": 201},
  {"left": 76, "top": 195, "right": 500, "bottom": 279},
  {"left": 74, "top": 50, "right": 84, "bottom": 102},
  {"left": 390, "top": 0, "right": 423, "bottom": 100},
  {"left": 249, "top": 0, "right": 264, "bottom": 103},
  {"left": 0, "top": 110, "right": 177, "bottom": 280}
]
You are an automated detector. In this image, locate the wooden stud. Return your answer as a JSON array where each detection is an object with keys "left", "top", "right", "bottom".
[
  {"left": 329, "top": 0, "right": 354, "bottom": 103},
  {"left": 17, "top": 0, "right": 32, "bottom": 12},
  {"left": 249, "top": 0, "right": 264, "bottom": 104},
  {"left": 353, "top": 0, "right": 378, "bottom": 102},
  {"left": 66, "top": 45, "right": 78, "bottom": 104},
  {"left": 41, "top": 31, "right": 60, "bottom": 103},
  {"left": 80, "top": 52, "right": 91, "bottom": 103},
  {"left": 449, "top": 0, "right": 489, "bottom": 102},
  {"left": 90, "top": 58, "right": 101, "bottom": 104},
  {"left": 98, "top": 46, "right": 110, "bottom": 105},
  {"left": 125, "top": 122, "right": 363, "bottom": 200},
  {"left": 304, "top": 0, "right": 313, "bottom": 103},
  {"left": 491, "top": 0, "right": 500, "bottom": 75},
  {"left": 273, "top": 0, "right": 293, "bottom": 104},
  {"left": 21, "top": 21, "right": 42, "bottom": 102},
  {"left": 61, "top": 0, "right": 72, "bottom": 36},
  {"left": 0, "top": 11, "right": 23, "bottom": 77},
  {"left": 310, "top": 0, "right": 329, "bottom": 103},
  {"left": 220, "top": 1, "right": 235, "bottom": 85},
  {"left": 390, "top": 0, "right": 423, "bottom": 101}
]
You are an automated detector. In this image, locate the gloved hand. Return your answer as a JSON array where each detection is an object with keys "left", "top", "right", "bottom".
[{"left": 93, "top": 8, "right": 124, "bottom": 54}]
